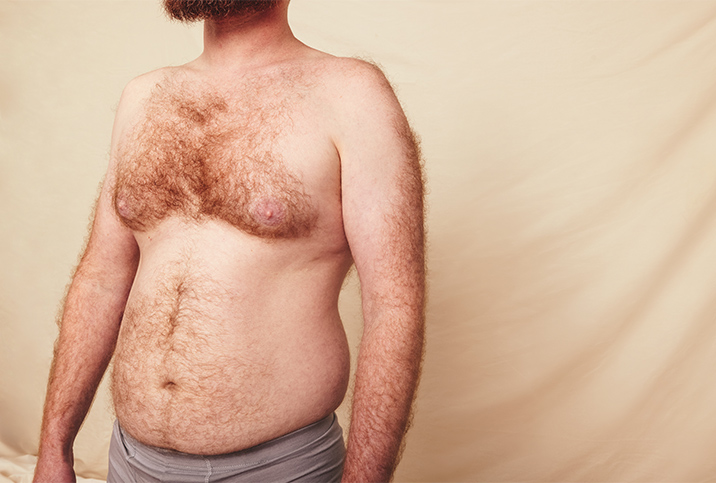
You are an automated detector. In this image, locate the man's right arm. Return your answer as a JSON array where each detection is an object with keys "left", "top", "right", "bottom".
[{"left": 33, "top": 83, "right": 142, "bottom": 483}]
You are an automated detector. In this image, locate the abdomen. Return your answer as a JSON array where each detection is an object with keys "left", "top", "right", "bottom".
[{"left": 111, "top": 222, "right": 351, "bottom": 454}]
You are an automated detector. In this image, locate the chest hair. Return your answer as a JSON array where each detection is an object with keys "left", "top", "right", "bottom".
[{"left": 113, "top": 74, "right": 317, "bottom": 238}]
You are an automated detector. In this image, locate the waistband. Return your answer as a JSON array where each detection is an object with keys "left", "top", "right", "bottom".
[{"left": 117, "top": 413, "right": 340, "bottom": 470}]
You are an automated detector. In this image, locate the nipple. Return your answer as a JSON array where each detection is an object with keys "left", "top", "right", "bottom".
[
  {"left": 250, "top": 198, "right": 286, "bottom": 227},
  {"left": 114, "top": 194, "right": 134, "bottom": 220}
]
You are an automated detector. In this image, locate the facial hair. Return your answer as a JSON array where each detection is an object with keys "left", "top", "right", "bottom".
[{"left": 163, "top": 0, "right": 281, "bottom": 22}]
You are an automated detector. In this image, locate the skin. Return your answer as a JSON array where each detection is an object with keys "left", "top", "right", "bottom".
[{"left": 34, "top": 2, "right": 424, "bottom": 482}]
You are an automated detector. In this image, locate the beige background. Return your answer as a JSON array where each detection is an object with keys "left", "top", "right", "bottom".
[{"left": 3, "top": 0, "right": 716, "bottom": 481}]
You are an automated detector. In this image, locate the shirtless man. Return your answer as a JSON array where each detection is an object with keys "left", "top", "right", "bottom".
[{"left": 33, "top": 0, "right": 424, "bottom": 481}]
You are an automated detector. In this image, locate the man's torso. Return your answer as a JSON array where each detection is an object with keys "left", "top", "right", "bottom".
[{"left": 109, "top": 56, "right": 354, "bottom": 455}]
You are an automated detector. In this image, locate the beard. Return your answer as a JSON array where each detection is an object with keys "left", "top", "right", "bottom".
[{"left": 163, "top": 0, "right": 281, "bottom": 22}]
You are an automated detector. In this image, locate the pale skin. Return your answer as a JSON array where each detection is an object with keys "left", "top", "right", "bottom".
[{"left": 34, "top": 3, "right": 424, "bottom": 483}]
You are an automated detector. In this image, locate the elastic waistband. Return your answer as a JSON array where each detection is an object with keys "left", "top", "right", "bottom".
[{"left": 117, "top": 413, "right": 339, "bottom": 470}]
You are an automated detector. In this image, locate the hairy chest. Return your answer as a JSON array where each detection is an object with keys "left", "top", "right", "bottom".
[{"left": 113, "top": 77, "right": 329, "bottom": 239}]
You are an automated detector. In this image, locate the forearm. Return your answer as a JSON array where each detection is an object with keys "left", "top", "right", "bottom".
[
  {"left": 37, "top": 262, "right": 134, "bottom": 462},
  {"left": 342, "top": 308, "right": 425, "bottom": 483}
]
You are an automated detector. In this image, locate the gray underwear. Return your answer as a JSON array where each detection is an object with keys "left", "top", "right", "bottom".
[{"left": 107, "top": 414, "right": 345, "bottom": 483}]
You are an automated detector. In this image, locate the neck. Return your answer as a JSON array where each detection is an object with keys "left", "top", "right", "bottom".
[{"left": 198, "top": 2, "right": 299, "bottom": 71}]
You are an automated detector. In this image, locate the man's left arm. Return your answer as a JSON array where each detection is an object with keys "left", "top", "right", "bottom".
[{"left": 334, "top": 60, "right": 426, "bottom": 483}]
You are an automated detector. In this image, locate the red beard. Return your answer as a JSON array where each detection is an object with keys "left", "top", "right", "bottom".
[{"left": 163, "top": 0, "right": 281, "bottom": 22}]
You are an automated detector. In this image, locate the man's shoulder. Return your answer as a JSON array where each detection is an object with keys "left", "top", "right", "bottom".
[
  {"left": 314, "top": 55, "right": 383, "bottom": 76},
  {"left": 121, "top": 67, "right": 174, "bottom": 105},
  {"left": 111, "top": 67, "right": 175, "bottom": 142},
  {"left": 308, "top": 55, "right": 398, "bottom": 117},
  {"left": 313, "top": 55, "right": 392, "bottom": 92},
  {"left": 307, "top": 55, "right": 409, "bottom": 149}
]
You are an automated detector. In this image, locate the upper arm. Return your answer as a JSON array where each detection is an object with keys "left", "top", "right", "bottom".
[
  {"left": 332, "top": 60, "right": 425, "bottom": 327},
  {"left": 76, "top": 77, "right": 150, "bottom": 283}
]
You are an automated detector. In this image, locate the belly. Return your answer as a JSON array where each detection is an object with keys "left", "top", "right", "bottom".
[{"left": 111, "top": 235, "right": 351, "bottom": 454}]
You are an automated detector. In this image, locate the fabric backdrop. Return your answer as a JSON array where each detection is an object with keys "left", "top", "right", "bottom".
[{"left": 3, "top": 1, "right": 716, "bottom": 481}]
